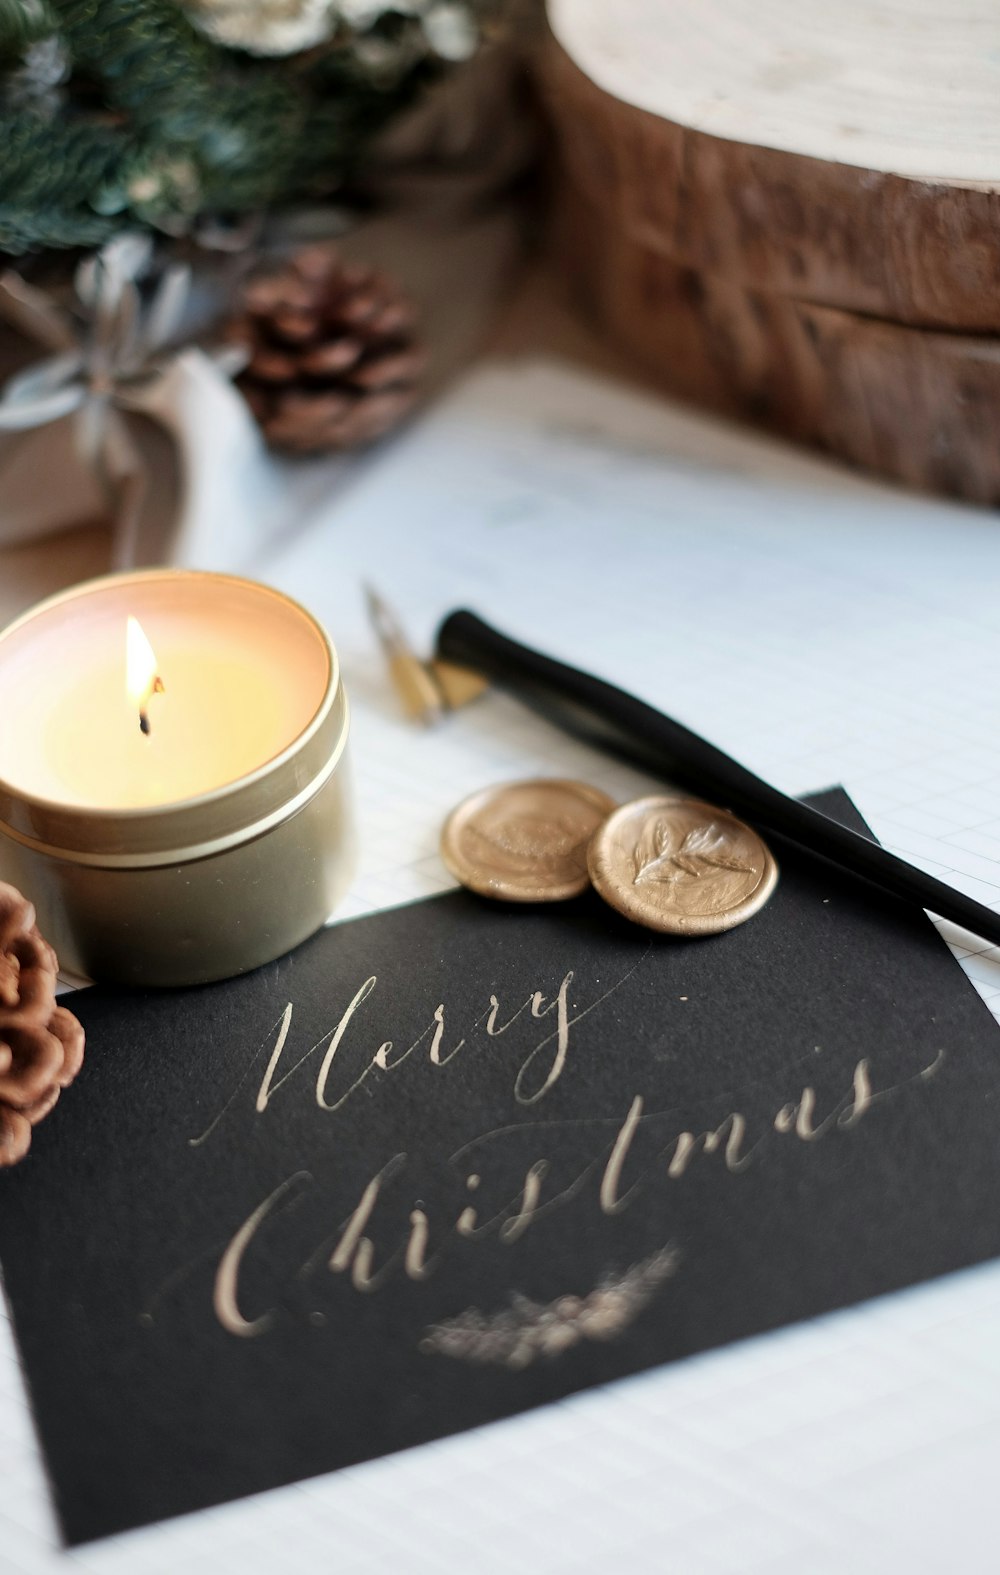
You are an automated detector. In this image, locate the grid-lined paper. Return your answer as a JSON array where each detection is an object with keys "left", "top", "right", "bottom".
[{"left": 2, "top": 359, "right": 1000, "bottom": 1573}]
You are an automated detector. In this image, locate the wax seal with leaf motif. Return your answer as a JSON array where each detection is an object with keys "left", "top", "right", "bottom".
[{"left": 588, "top": 796, "right": 778, "bottom": 935}]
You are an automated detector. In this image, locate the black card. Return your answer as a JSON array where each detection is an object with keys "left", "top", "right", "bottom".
[{"left": 2, "top": 788, "right": 999, "bottom": 1545}]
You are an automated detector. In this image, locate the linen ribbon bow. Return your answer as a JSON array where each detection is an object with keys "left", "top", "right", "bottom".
[{"left": 0, "top": 233, "right": 245, "bottom": 567}]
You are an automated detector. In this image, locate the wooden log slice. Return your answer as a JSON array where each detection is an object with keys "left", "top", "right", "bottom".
[
  {"left": 553, "top": 179, "right": 1000, "bottom": 503},
  {"left": 541, "top": 0, "right": 1000, "bottom": 331}
]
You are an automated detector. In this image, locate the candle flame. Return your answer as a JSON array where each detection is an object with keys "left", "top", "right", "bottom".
[{"left": 126, "top": 616, "right": 164, "bottom": 735}]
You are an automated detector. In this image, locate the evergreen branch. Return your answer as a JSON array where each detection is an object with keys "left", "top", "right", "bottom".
[{"left": 0, "top": 0, "right": 485, "bottom": 251}]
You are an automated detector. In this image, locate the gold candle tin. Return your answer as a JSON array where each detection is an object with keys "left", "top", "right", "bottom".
[{"left": 0, "top": 571, "right": 355, "bottom": 987}]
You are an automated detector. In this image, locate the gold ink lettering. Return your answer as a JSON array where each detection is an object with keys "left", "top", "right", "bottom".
[
  {"left": 775, "top": 1083, "right": 847, "bottom": 1142},
  {"left": 198, "top": 951, "right": 652, "bottom": 1144},
  {"left": 668, "top": 1113, "right": 749, "bottom": 1177},
  {"left": 349, "top": 1236, "right": 408, "bottom": 1293},
  {"left": 796, "top": 1087, "right": 818, "bottom": 1137},
  {"left": 668, "top": 1131, "right": 697, "bottom": 1176},
  {"left": 405, "top": 1209, "right": 439, "bottom": 1281},
  {"left": 316, "top": 977, "right": 378, "bottom": 1110},
  {"left": 336, "top": 1015, "right": 435, "bottom": 1100},
  {"left": 499, "top": 1161, "right": 550, "bottom": 1244},
  {"left": 213, "top": 1171, "right": 311, "bottom": 1338},
  {"left": 190, "top": 1004, "right": 294, "bottom": 1145},
  {"left": 429, "top": 1003, "right": 466, "bottom": 1067},
  {"left": 845, "top": 1049, "right": 945, "bottom": 1114},
  {"left": 429, "top": 1005, "right": 445, "bottom": 1062},
  {"left": 457, "top": 1173, "right": 480, "bottom": 1236},
  {"left": 774, "top": 1086, "right": 821, "bottom": 1139},
  {"left": 485, "top": 992, "right": 535, "bottom": 1037},
  {"left": 838, "top": 1060, "right": 872, "bottom": 1127},
  {"left": 329, "top": 1157, "right": 400, "bottom": 1271},
  {"left": 255, "top": 1001, "right": 294, "bottom": 1112},
  {"left": 457, "top": 1167, "right": 557, "bottom": 1241},
  {"left": 348, "top": 1236, "right": 406, "bottom": 1294},
  {"left": 514, "top": 972, "right": 574, "bottom": 1106},
  {"left": 511, "top": 953, "right": 651, "bottom": 1107},
  {"left": 348, "top": 1237, "right": 377, "bottom": 1291},
  {"left": 600, "top": 1096, "right": 644, "bottom": 1214}
]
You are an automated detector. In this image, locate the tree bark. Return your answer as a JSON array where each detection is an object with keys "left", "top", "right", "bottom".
[
  {"left": 538, "top": 1, "right": 1000, "bottom": 499},
  {"left": 542, "top": 2, "right": 1000, "bottom": 331},
  {"left": 554, "top": 180, "right": 1000, "bottom": 504}
]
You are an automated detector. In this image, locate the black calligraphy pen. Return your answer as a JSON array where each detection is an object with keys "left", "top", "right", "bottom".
[{"left": 430, "top": 608, "right": 1000, "bottom": 949}]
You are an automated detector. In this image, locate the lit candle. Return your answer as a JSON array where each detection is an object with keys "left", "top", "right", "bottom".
[
  {"left": 126, "top": 615, "right": 163, "bottom": 738},
  {"left": 0, "top": 571, "right": 354, "bottom": 986}
]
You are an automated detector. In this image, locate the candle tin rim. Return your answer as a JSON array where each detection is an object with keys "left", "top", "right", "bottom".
[
  {"left": 0, "top": 705, "right": 351, "bottom": 868},
  {"left": 0, "top": 569, "right": 347, "bottom": 860}
]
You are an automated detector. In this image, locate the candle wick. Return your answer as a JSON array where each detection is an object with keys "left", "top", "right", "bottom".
[{"left": 138, "top": 677, "right": 164, "bottom": 737}]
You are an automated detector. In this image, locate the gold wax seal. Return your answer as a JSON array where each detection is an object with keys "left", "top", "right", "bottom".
[
  {"left": 441, "top": 779, "right": 617, "bottom": 902},
  {"left": 587, "top": 795, "right": 778, "bottom": 936}
]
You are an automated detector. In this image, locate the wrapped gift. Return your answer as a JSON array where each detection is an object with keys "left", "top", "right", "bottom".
[{"left": 0, "top": 235, "right": 284, "bottom": 570}]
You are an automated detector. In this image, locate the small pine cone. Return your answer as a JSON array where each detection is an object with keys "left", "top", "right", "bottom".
[
  {"left": 230, "top": 245, "right": 426, "bottom": 455},
  {"left": 0, "top": 883, "right": 85, "bottom": 1169}
]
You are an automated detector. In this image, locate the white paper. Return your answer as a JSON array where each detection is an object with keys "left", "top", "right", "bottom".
[{"left": 3, "top": 357, "right": 1000, "bottom": 1574}]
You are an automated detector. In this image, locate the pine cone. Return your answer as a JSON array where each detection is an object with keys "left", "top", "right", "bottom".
[
  {"left": 0, "top": 883, "right": 85, "bottom": 1169},
  {"left": 231, "top": 245, "right": 426, "bottom": 454}
]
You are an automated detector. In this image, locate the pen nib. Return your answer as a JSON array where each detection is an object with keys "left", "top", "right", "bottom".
[
  {"left": 364, "top": 583, "right": 489, "bottom": 726},
  {"left": 364, "top": 582, "right": 444, "bottom": 727}
]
